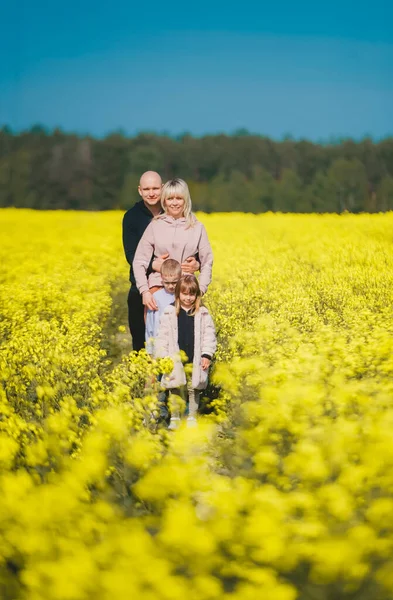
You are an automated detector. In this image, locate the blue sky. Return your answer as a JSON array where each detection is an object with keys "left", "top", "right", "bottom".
[{"left": 1, "top": 0, "right": 392, "bottom": 140}]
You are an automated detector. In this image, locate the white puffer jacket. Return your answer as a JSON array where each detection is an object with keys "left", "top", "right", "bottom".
[{"left": 155, "top": 305, "right": 217, "bottom": 390}]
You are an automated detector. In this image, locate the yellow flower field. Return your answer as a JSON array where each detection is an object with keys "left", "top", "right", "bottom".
[{"left": 1, "top": 208, "right": 393, "bottom": 600}]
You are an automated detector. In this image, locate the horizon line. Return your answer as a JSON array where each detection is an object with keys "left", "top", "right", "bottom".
[{"left": 1, "top": 124, "right": 392, "bottom": 145}]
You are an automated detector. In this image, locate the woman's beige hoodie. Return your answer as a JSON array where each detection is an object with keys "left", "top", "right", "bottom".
[{"left": 133, "top": 214, "right": 213, "bottom": 294}]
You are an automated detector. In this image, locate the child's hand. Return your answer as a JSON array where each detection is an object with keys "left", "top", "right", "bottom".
[
  {"left": 201, "top": 357, "right": 211, "bottom": 371},
  {"left": 142, "top": 291, "right": 158, "bottom": 311}
]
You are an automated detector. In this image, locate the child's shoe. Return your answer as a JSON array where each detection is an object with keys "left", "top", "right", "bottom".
[
  {"left": 168, "top": 417, "right": 180, "bottom": 430},
  {"left": 186, "top": 416, "right": 197, "bottom": 428}
]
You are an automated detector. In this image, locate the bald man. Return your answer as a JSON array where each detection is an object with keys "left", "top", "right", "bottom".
[{"left": 122, "top": 171, "right": 199, "bottom": 351}]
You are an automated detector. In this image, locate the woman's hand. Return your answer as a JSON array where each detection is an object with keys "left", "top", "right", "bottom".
[
  {"left": 181, "top": 256, "right": 200, "bottom": 273},
  {"left": 201, "top": 357, "right": 211, "bottom": 371},
  {"left": 142, "top": 291, "right": 158, "bottom": 311},
  {"left": 152, "top": 253, "right": 170, "bottom": 272}
]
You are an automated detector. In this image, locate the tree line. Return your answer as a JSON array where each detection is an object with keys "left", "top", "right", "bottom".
[{"left": 1, "top": 126, "right": 393, "bottom": 213}]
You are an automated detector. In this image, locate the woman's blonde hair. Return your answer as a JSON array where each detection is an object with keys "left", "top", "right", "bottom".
[
  {"left": 175, "top": 274, "right": 201, "bottom": 316},
  {"left": 161, "top": 178, "right": 196, "bottom": 228}
]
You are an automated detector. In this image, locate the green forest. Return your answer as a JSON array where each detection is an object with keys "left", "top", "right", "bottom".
[{"left": 1, "top": 126, "right": 393, "bottom": 213}]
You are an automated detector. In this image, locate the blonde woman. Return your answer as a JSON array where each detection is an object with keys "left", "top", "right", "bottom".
[{"left": 133, "top": 178, "right": 213, "bottom": 311}]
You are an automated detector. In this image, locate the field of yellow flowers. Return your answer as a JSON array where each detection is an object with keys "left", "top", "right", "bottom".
[{"left": 1, "top": 208, "right": 393, "bottom": 600}]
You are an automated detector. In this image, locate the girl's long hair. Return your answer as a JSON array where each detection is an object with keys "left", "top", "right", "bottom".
[
  {"left": 175, "top": 274, "right": 201, "bottom": 316},
  {"left": 161, "top": 178, "right": 196, "bottom": 228}
]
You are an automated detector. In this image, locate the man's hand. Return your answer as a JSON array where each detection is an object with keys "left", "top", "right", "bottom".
[
  {"left": 201, "top": 357, "right": 211, "bottom": 371},
  {"left": 152, "top": 253, "right": 169, "bottom": 273},
  {"left": 181, "top": 256, "right": 200, "bottom": 274},
  {"left": 142, "top": 291, "right": 158, "bottom": 311}
]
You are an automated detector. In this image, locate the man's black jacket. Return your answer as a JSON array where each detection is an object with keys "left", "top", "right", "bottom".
[{"left": 122, "top": 201, "right": 156, "bottom": 287}]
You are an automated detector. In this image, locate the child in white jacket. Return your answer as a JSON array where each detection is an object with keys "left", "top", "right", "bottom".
[{"left": 155, "top": 274, "right": 217, "bottom": 429}]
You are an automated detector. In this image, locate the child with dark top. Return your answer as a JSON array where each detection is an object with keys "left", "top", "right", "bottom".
[{"left": 155, "top": 274, "right": 217, "bottom": 429}]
